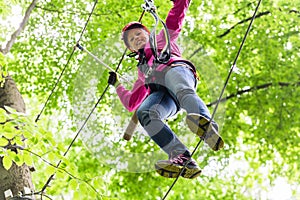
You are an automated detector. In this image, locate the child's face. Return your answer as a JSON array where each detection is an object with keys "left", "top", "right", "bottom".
[{"left": 126, "top": 28, "right": 149, "bottom": 52}]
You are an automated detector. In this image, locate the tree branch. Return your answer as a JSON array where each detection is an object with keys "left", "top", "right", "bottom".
[
  {"left": 217, "top": 11, "right": 271, "bottom": 38},
  {"left": 289, "top": 9, "right": 300, "bottom": 14},
  {"left": 218, "top": 7, "right": 299, "bottom": 38},
  {"left": 189, "top": 7, "right": 299, "bottom": 67},
  {"left": 207, "top": 81, "right": 300, "bottom": 107},
  {"left": 0, "top": 0, "right": 38, "bottom": 55},
  {"left": 35, "top": 4, "right": 141, "bottom": 18}
]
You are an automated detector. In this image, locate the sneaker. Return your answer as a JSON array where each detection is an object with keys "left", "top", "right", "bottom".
[
  {"left": 155, "top": 154, "right": 201, "bottom": 179},
  {"left": 186, "top": 113, "right": 224, "bottom": 151}
]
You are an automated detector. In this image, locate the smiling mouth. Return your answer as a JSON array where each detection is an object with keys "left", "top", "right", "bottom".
[{"left": 136, "top": 40, "right": 144, "bottom": 46}]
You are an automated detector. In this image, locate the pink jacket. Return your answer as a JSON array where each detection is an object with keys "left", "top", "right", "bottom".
[{"left": 116, "top": 0, "right": 191, "bottom": 112}]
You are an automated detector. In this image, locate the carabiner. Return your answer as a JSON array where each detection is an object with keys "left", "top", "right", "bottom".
[{"left": 142, "top": 0, "right": 156, "bottom": 12}]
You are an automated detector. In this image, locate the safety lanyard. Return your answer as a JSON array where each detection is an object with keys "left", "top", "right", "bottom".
[{"left": 142, "top": 0, "right": 171, "bottom": 64}]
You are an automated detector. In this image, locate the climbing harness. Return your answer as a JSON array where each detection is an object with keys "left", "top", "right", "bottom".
[
  {"left": 34, "top": 0, "right": 262, "bottom": 198},
  {"left": 161, "top": 0, "right": 263, "bottom": 199},
  {"left": 135, "top": 0, "right": 172, "bottom": 84},
  {"left": 129, "top": 0, "right": 173, "bottom": 95}
]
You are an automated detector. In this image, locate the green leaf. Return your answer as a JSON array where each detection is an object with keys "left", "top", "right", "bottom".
[
  {"left": 3, "top": 155, "right": 13, "bottom": 170},
  {"left": 0, "top": 108, "right": 6, "bottom": 122},
  {"left": 45, "top": 165, "right": 56, "bottom": 175},
  {"left": 69, "top": 179, "right": 78, "bottom": 190},
  {"left": 73, "top": 190, "right": 81, "bottom": 200},
  {"left": 57, "top": 143, "right": 66, "bottom": 152},
  {"left": 93, "top": 177, "right": 104, "bottom": 189},
  {"left": 79, "top": 183, "right": 88, "bottom": 194},
  {"left": 23, "top": 152, "right": 33, "bottom": 166},
  {"left": 15, "top": 136, "right": 24, "bottom": 146},
  {"left": 0, "top": 137, "right": 9, "bottom": 146},
  {"left": 0, "top": 115, "right": 5, "bottom": 123},
  {"left": 13, "top": 154, "right": 23, "bottom": 166},
  {"left": 30, "top": 136, "right": 39, "bottom": 145},
  {"left": 55, "top": 170, "right": 65, "bottom": 179},
  {"left": 0, "top": 108, "right": 6, "bottom": 115},
  {"left": 2, "top": 127, "right": 15, "bottom": 139},
  {"left": 22, "top": 130, "right": 32, "bottom": 139},
  {"left": 48, "top": 152, "right": 57, "bottom": 162}
]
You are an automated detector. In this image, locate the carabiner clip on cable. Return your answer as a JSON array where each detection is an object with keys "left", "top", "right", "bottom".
[
  {"left": 142, "top": 0, "right": 156, "bottom": 12},
  {"left": 141, "top": 0, "right": 171, "bottom": 64}
]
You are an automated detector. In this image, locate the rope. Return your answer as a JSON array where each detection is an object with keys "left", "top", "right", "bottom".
[
  {"left": 148, "top": 9, "right": 171, "bottom": 64},
  {"left": 162, "top": 0, "right": 262, "bottom": 199},
  {"left": 142, "top": 0, "right": 171, "bottom": 64},
  {"left": 38, "top": 8, "right": 146, "bottom": 196},
  {"left": 38, "top": 0, "right": 100, "bottom": 194},
  {"left": 35, "top": 0, "right": 99, "bottom": 123}
]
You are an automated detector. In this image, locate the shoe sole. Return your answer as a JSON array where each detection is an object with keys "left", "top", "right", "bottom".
[
  {"left": 186, "top": 113, "right": 224, "bottom": 151},
  {"left": 155, "top": 161, "right": 202, "bottom": 179}
]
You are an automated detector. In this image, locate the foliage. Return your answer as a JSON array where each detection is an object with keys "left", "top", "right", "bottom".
[
  {"left": 0, "top": 106, "right": 71, "bottom": 180},
  {"left": 0, "top": 0, "right": 300, "bottom": 199},
  {"left": 0, "top": 106, "right": 35, "bottom": 170}
]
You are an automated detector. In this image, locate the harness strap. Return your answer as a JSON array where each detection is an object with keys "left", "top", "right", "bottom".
[{"left": 169, "top": 62, "right": 198, "bottom": 80}]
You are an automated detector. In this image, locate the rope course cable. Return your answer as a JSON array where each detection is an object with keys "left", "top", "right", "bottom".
[
  {"left": 34, "top": 0, "right": 261, "bottom": 198},
  {"left": 161, "top": 0, "right": 262, "bottom": 199},
  {"left": 36, "top": 3, "right": 146, "bottom": 198},
  {"left": 34, "top": 0, "right": 99, "bottom": 123},
  {"left": 36, "top": 0, "right": 100, "bottom": 195}
]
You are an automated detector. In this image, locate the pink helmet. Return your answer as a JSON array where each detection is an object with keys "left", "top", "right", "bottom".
[{"left": 122, "top": 21, "right": 150, "bottom": 49}]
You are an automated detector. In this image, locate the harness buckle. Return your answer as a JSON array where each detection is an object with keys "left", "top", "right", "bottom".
[{"left": 145, "top": 67, "right": 153, "bottom": 79}]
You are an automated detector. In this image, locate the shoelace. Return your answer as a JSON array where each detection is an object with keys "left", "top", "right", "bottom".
[{"left": 170, "top": 154, "right": 190, "bottom": 165}]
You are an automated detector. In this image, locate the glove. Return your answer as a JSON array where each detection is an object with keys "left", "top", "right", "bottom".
[{"left": 108, "top": 71, "right": 120, "bottom": 87}]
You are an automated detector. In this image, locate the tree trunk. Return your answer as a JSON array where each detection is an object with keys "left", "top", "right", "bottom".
[{"left": 0, "top": 76, "right": 35, "bottom": 199}]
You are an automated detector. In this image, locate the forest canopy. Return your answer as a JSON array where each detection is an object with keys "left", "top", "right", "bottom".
[{"left": 0, "top": 0, "right": 299, "bottom": 199}]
